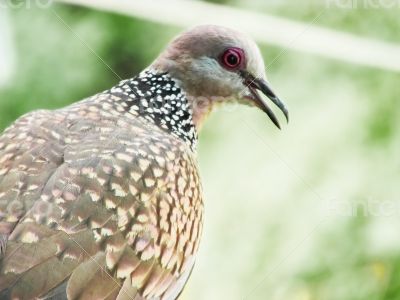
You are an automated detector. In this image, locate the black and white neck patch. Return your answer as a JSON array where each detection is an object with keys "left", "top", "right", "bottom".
[{"left": 109, "top": 69, "right": 198, "bottom": 150}]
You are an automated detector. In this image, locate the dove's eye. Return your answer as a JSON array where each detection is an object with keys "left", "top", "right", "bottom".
[{"left": 220, "top": 48, "right": 244, "bottom": 70}]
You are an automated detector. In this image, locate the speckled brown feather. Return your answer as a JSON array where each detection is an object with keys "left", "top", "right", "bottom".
[{"left": 0, "top": 73, "right": 204, "bottom": 300}]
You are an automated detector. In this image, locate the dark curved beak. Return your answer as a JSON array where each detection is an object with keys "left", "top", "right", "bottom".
[{"left": 241, "top": 71, "right": 289, "bottom": 129}]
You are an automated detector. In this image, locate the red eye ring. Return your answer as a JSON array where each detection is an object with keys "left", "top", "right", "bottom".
[{"left": 220, "top": 48, "right": 244, "bottom": 70}]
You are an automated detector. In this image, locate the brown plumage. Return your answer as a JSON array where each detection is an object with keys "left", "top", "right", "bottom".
[{"left": 0, "top": 25, "right": 287, "bottom": 299}]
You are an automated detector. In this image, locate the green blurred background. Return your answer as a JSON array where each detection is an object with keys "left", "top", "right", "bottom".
[{"left": 0, "top": 1, "right": 399, "bottom": 299}]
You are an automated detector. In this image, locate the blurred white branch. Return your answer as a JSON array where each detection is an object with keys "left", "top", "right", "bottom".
[
  {"left": 0, "top": 9, "right": 15, "bottom": 87},
  {"left": 56, "top": 0, "right": 400, "bottom": 72}
]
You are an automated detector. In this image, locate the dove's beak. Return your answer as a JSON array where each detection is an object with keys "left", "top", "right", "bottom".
[{"left": 241, "top": 71, "right": 289, "bottom": 129}]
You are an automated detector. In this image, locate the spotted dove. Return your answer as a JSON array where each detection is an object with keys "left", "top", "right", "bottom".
[{"left": 0, "top": 25, "right": 288, "bottom": 299}]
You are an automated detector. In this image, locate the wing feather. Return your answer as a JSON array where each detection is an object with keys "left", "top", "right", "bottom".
[{"left": 0, "top": 98, "right": 203, "bottom": 299}]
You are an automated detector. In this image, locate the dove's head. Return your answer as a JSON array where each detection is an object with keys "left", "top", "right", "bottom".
[{"left": 152, "top": 24, "right": 288, "bottom": 129}]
